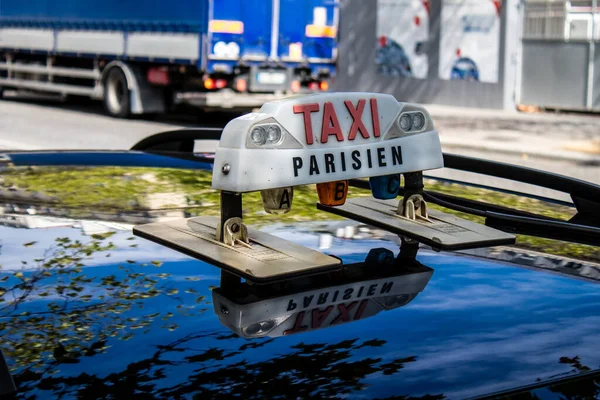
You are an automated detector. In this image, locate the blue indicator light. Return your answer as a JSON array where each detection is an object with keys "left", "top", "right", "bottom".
[
  {"left": 369, "top": 174, "right": 401, "bottom": 200},
  {"left": 365, "top": 248, "right": 395, "bottom": 266}
]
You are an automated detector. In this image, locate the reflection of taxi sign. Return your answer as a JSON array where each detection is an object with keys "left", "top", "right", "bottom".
[
  {"left": 134, "top": 92, "right": 514, "bottom": 282},
  {"left": 212, "top": 249, "right": 434, "bottom": 338},
  {"left": 213, "top": 276, "right": 428, "bottom": 338}
]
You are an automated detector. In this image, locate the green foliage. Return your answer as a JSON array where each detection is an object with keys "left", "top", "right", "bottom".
[
  {"left": 0, "top": 235, "right": 204, "bottom": 376},
  {"left": 2, "top": 166, "right": 598, "bottom": 260}
]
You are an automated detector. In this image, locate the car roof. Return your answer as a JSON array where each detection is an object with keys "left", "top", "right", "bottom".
[
  {"left": 1, "top": 216, "right": 600, "bottom": 399},
  {"left": 1, "top": 148, "right": 600, "bottom": 399}
]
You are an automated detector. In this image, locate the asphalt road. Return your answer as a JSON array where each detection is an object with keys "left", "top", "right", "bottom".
[
  {"left": 0, "top": 92, "right": 231, "bottom": 151},
  {"left": 1, "top": 92, "right": 599, "bottom": 203}
]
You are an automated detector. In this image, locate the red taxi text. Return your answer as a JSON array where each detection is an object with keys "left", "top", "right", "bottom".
[
  {"left": 293, "top": 98, "right": 381, "bottom": 145},
  {"left": 283, "top": 300, "right": 369, "bottom": 335}
]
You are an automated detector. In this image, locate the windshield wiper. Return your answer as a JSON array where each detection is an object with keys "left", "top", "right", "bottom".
[
  {"left": 347, "top": 178, "right": 600, "bottom": 247},
  {"left": 130, "top": 128, "right": 222, "bottom": 152},
  {"left": 423, "top": 175, "right": 575, "bottom": 208},
  {"left": 349, "top": 154, "right": 600, "bottom": 246},
  {"left": 443, "top": 153, "right": 600, "bottom": 226}
]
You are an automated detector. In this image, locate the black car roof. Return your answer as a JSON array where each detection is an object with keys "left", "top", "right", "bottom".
[
  {"left": 1, "top": 217, "right": 600, "bottom": 399},
  {"left": 1, "top": 147, "right": 600, "bottom": 399}
]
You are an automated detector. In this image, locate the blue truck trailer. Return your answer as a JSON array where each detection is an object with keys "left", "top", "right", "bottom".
[{"left": 0, "top": 0, "right": 338, "bottom": 117}]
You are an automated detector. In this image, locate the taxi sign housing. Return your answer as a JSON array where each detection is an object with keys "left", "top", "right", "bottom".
[
  {"left": 212, "top": 92, "right": 443, "bottom": 192},
  {"left": 135, "top": 92, "right": 515, "bottom": 281}
]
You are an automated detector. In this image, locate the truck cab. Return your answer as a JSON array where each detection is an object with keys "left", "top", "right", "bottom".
[{"left": 208, "top": 0, "right": 338, "bottom": 94}]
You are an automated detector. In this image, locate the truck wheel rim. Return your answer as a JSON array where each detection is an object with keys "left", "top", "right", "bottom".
[{"left": 107, "top": 73, "right": 126, "bottom": 113}]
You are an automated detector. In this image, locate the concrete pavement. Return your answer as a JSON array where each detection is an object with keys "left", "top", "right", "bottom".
[
  {"left": 0, "top": 92, "right": 225, "bottom": 151},
  {"left": 428, "top": 104, "right": 600, "bottom": 163},
  {"left": 3, "top": 93, "right": 598, "bottom": 162},
  {"left": 425, "top": 104, "right": 600, "bottom": 203}
]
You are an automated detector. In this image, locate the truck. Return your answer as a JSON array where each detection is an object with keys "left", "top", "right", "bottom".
[{"left": 0, "top": 0, "right": 338, "bottom": 117}]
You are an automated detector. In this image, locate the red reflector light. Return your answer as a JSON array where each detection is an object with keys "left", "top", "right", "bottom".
[
  {"left": 317, "top": 181, "right": 348, "bottom": 206},
  {"left": 147, "top": 67, "right": 170, "bottom": 85},
  {"left": 309, "top": 82, "right": 319, "bottom": 91},
  {"left": 216, "top": 79, "right": 227, "bottom": 89},
  {"left": 204, "top": 78, "right": 215, "bottom": 90},
  {"left": 291, "top": 80, "right": 301, "bottom": 92},
  {"left": 319, "top": 81, "right": 329, "bottom": 91},
  {"left": 236, "top": 78, "right": 247, "bottom": 92}
]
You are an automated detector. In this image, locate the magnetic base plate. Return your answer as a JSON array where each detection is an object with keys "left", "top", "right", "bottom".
[
  {"left": 133, "top": 216, "right": 342, "bottom": 282},
  {"left": 318, "top": 197, "right": 516, "bottom": 251}
]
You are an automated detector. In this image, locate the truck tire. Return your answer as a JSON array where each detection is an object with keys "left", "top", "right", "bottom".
[{"left": 103, "top": 67, "right": 131, "bottom": 118}]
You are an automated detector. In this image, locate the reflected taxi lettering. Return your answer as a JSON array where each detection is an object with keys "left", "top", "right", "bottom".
[
  {"left": 293, "top": 98, "right": 381, "bottom": 145},
  {"left": 283, "top": 300, "right": 369, "bottom": 335},
  {"left": 285, "top": 280, "right": 394, "bottom": 312}
]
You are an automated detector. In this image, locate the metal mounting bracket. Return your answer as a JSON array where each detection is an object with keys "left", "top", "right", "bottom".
[
  {"left": 217, "top": 217, "right": 251, "bottom": 248},
  {"left": 399, "top": 194, "right": 430, "bottom": 222}
]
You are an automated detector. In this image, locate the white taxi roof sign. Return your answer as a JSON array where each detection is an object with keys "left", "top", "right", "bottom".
[
  {"left": 134, "top": 93, "right": 513, "bottom": 282},
  {"left": 212, "top": 92, "right": 443, "bottom": 193}
]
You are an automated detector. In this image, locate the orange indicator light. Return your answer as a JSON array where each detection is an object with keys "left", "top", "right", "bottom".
[{"left": 317, "top": 180, "right": 348, "bottom": 206}]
